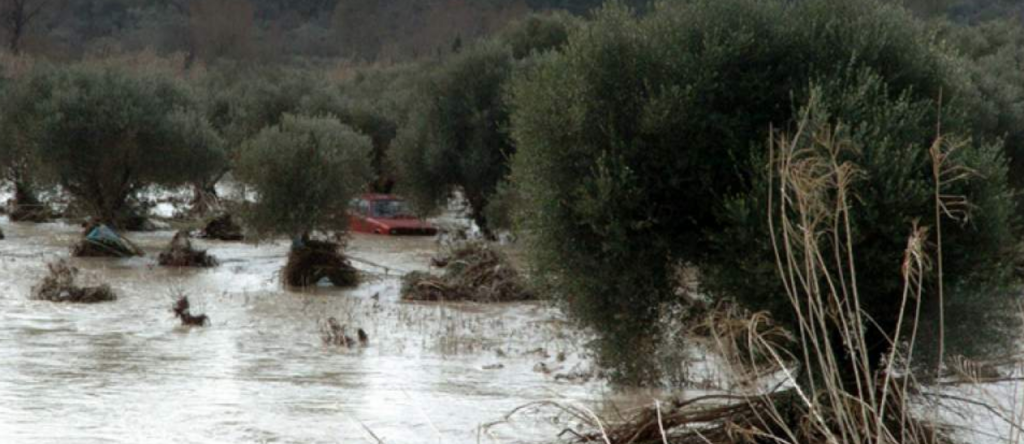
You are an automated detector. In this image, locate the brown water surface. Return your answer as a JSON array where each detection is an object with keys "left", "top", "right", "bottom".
[{"left": 0, "top": 220, "right": 626, "bottom": 444}]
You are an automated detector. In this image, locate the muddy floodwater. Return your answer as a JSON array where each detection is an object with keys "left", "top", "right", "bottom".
[{"left": 0, "top": 219, "right": 633, "bottom": 444}]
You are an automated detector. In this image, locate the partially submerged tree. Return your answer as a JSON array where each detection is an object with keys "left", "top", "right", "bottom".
[
  {"left": 394, "top": 42, "right": 514, "bottom": 234},
  {"left": 508, "top": 0, "right": 1019, "bottom": 384},
  {"left": 26, "top": 64, "right": 224, "bottom": 228},
  {"left": 234, "top": 114, "right": 371, "bottom": 287},
  {"left": 0, "top": 69, "right": 49, "bottom": 221}
]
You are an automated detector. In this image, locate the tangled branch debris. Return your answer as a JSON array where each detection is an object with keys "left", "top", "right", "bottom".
[
  {"left": 200, "top": 214, "right": 244, "bottom": 241},
  {"left": 319, "top": 317, "right": 368, "bottom": 347},
  {"left": 283, "top": 239, "right": 358, "bottom": 288},
  {"left": 72, "top": 224, "right": 144, "bottom": 258},
  {"left": 31, "top": 260, "right": 116, "bottom": 303},
  {"left": 158, "top": 230, "right": 217, "bottom": 267},
  {"left": 401, "top": 242, "right": 533, "bottom": 302},
  {"left": 171, "top": 295, "right": 209, "bottom": 326}
]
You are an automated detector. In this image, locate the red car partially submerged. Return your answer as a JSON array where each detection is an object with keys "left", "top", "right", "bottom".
[{"left": 349, "top": 194, "right": 437, "bottom": 236}]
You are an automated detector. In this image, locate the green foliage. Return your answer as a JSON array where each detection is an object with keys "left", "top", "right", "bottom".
[
  {"left": 205, "top": 65, "right": 402, "bottom": 191},
  {"left": 509, "top": 0, "right": 1019, "bottom": 384},
  {"left": 204, "top": 66, "right": 327, "bottom": 153},
  {"left": 235, "top": 114, "right": 371, "bottom": 239},
  {"left": 499, "top": 12, "right": 577, "bottom": 59},
  {"left": 394, "top": 42, "right": 515, "bottom": 231},
  {"left": 21, "top": 64, "right": 224, "bottom": 226},
  {"left": 934, "top": 18, "right": 1024, "bottom": 215},
  {"left": 0, "top": 68, "right": 46, "bottom": 188}
]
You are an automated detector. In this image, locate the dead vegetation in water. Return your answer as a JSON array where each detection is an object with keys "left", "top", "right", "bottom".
[
  {"left": 200, "top": 214, "right": 244, "bottom": 241},
  {"left": 319, "top": 317, "right": 368, "bottom": 347},
  {"left": 31, "top": 260, "right": 117, "bottom": 303},
  {"left": 283, "top": 239, "right": 358, "bottom": 288},
  {"left": 158, "top": 230, "right": 217, "bottom": 267},
  {"left": 171, "top": 295, "right": 209, "bottom": 326},
  {"left": 401, "top": 241, "right": 533, "bottom": 302}
]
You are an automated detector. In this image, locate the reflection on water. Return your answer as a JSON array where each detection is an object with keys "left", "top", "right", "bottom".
[{"left": 0, "top": 219, "right": 625, "bottom": 444}]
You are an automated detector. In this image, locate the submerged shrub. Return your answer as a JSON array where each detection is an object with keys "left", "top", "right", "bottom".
[
  {"left": 235, "top": 114, "right": 370, "bottom": 288},
  {"left": 508, "top": 0, "right": 1018, "bottom": 384}
]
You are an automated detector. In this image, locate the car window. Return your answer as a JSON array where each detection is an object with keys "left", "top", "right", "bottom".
[
  {"left": 371, "top": 200, "right": 412, "bottom": 218},
  {"left": 352, "top": 199, "right": 369, "bottom": 216}
]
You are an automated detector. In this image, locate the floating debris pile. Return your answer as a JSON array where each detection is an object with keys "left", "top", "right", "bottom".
[
  {"left": 401, "top": 242, "right": 533, "bottom": 302},
  {"left": 158, "top": 231, "right": 217, "bottom": 267},
  {"left": 283, "top": 239, "right": 358, "bottom": 288},
  {"left": 31, "top": 260, "right": 116, "bottom": 303}
]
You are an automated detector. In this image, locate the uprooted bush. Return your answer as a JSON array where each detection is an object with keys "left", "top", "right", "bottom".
[
  {"left": 158, "top": 231, "right": 217, "bottom": 267},
  {"left": 401, "top": 242, "right": 533, "bottom": 302},
  {"left": 283, "top": 239, "right": 358, "bottom": 288},
  {"left": 31, "top": 260, "right": 116, "bottom": 303},
  {"left": 72, "top": 224, "right": 144, "bottom": 258}
]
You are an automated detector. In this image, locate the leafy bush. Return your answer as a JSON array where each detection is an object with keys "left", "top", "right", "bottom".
[
  {"left": 234, "top": 114, "right": 371, "bottom": 239},
  {"left": 508, "top": 0, "right": 1018, "bottom": 384},
  {"left": 23, "top": 64, "right": 224, "bottom": 227}
]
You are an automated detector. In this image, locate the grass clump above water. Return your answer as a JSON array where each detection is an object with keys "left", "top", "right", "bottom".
[
  {"left": 401, "top": 242, "right": 534, "bottom": 302},
  {"left": 31, "top": 260, "right": 116, "bottom": 303}
]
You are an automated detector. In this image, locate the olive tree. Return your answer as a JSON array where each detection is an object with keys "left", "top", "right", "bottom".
[
  {"left": 508, "top": 0, "right": 1019, "bottom": 384},
  {"left": 234, "top": 114, "right": 371, "bottom": 240},
  {"left": 0, "top": 71, "right": 47, "bottom": 219},
  {"left": 27, "top": 65, "right": 224, "bottom": 227},
  {"left": 393, "top": 42, "right": 514, "bottom": 234}
]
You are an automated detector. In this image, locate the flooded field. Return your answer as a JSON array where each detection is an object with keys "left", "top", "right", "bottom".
[{"left": 0, "top": 219, "right": 630, "bottom": 444}]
